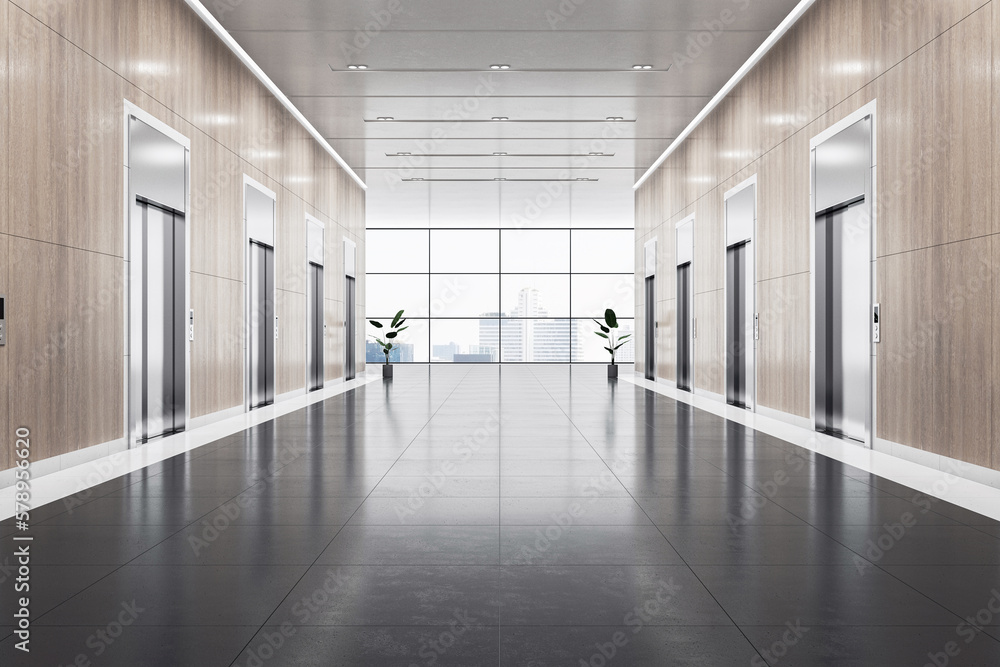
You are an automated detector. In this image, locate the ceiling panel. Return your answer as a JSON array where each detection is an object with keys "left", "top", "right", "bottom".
[{"left": 206, "top": 0, "right": 804, "bottom": 224}]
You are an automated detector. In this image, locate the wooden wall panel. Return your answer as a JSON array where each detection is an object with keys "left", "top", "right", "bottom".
[
  {"left": 0, "top": 0, "right": 6, "bottom": 237},
  {"left": 190, "top": 273, "right": 243, "bottom": 419},
  {"left": 8, "top": 238, "right": 123, "bottom": 462},
  {"left": 873, "top": 0, "right": 988, "bottom": 75},
  {"left": 190, "top": 133, "right": 242, "bottom": 282},
  {"left": 693, "top": 194, "right": 723, "bottom": 294},
  {"left": 276, "top": 289, "right": 306, "bottom": 395},
  {"left": 756, "top": 274, "right": 810, "bottom": 419},
  {"left": 757, "top": 131, "right": 810, "bottom": 282},
  {"left": 876, "top": 249, "right": 935, "bottom": 451},
  {"left": 694, "top": 290, "right": 725, "bottom": 396},
  {"left": 994, "top": 237, "right": 1000, "bottom": 470},
  {"left": 0, "top": 235, "right": 9, "bottom": 472},
  {"left": 326, "top": 298, "right": 345, "bottom": 381},
  {"left": 877, "top": 8, "right": 992, "bottom": 257},
  {"left": 931, "top": 238, "right": 993, "bottom": 467}
]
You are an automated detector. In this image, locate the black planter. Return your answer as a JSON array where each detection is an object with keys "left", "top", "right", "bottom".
[
  {"left": 607, "top": 364, "right": 618, "bottom": 379},
  {"left": 382, "top": 364, "right": 393, "bottom": 379}
]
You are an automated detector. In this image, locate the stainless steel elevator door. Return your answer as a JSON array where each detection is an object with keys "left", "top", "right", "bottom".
[
  {"left": 645, "top": 276, "right": 655, "bottom": 380},
  {"left": 816, "top": 199, "right": 870, "bottom": 442},
  {"left": 307, "top": 263, "right": 324, "bottom": 391},
  {"left": 726, "top": 242, "right": 752, "bottom": 408},
  {"left": 249, "top": 242, "right": 275, "bottom": 409},
  {"left": 676, "top": 263, "right": 692, "bottom": 392},
  {"left": 345, "top": 276, "right": 356, "bottom": 381},
  {"left": 140, "top": 201, "right": 185, "bottom": 440}
]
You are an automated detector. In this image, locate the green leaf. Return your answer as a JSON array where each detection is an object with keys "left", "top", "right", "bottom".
[
  {"left": 391, "top": 310, "right": 405, "bottom": 328},
  {"left": 618, "top": 334, "right": 631, "bottom": 340},
  {"left": 605, "top": 308, "right": 618, "bottom": 329},
  {"left": 604, "top": 346, "right": 614, "bottom": 355},
  {"left": 386, "top": 343, "right": 393, "bottom": 350},
  {"left": 386, "top": 331, "right": 398, "bottom": 339},
  {"left": 375, "top": 338, "right": 386, "bottom": 347},
  {"left": 594, "top": 332, "right": 609, "bottom": 340},
  {"left": 396, "top": 318, "right": 407, "bottom": 327},
  {"left": 613, "top": 342, "right": 629, "bottom": 350},
  {"left": 370, "top": 321, "right": 384, "bottom": 328},
  {"left": 396, "top": 326, "right": 409, "bottom": 333}
]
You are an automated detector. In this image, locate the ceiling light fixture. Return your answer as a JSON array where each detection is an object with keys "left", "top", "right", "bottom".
[
  {"left": 492, "top": 116, "right": 509, "bottom": 121},
  {"left": 632, "top": 64, "right": 653, "bottom": 70},
  {"left": 494, "top": 177, "right": 507, "bottom": 181},
  {"left": 376, "top": 116, "right": 394, "bottom": 121},
  {"left": 347, "top": 64, "right": 368, "bottom": 70},
  {"left": 493, "top": 152, "right": 508, "bottom": 156},
  {"left": 490, "top": 64, "right": 511, "bottom": 70},
  {"left": 606, "top": 116, "right": 624, "bottom": 122}
]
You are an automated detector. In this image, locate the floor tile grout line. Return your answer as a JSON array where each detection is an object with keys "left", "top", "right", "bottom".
[
  {"left": 226, "top": 367, "right": 475, "bottom": 667},
  {"left": 526, "top": 366, "right": 771, "bottom": 665}
]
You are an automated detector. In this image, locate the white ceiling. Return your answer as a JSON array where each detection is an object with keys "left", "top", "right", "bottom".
[{"left": 207, "top": 0, "right": 802, "bottom": 223}]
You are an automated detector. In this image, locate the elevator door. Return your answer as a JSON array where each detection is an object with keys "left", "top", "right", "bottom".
[
  {"left": 726, "top": 241, "right": 753, "bottom": 408},
  {"left": 816, "top": 199, "right": 870, "bottom": 441},
  {"left": 676, "top": 263, "right": 692, "bottom": 392},
  {"left": 645, "top": 276, "right": 655, "bottom": 380},
  {"left": 307, "top": 263, "right": 324, "bottom": 391},
  {"left": 138, "top": 200, "right": 186, "bottom": 441},
  {"left": 248, "top": 241, "right": 275, "bottom": 409},
  {"left": 345, "top": 276, "right": 356, "bottom": 381}
]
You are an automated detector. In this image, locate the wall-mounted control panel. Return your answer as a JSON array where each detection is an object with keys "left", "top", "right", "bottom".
[
  {"left": 0, "top": 295, "right": 6, "bottom": 346},
  {"left": 189, "top": 309, "right": 195, "bottom": 342},
  {"left": 872, "top": 304, "right": 880, "bottom": 344}
]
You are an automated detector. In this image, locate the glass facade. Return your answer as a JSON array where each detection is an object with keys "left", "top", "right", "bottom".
[{"left": 366, "top": 228, "right": 635, "bottom": 363}]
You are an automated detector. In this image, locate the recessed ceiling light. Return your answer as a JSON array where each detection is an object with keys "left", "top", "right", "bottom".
[
  {"left": 348, "top": 64, "right": 368, "bottom": 70},
  {"left": 376, "top": 116, "right": 394, "bottom": 121},
  {"left": 396, "top": 152, "right": 411, "bottom": 156},
  {"left": 492, "top": 116, "right": 509, "bottom": 121},
  {"left": 493, "top": 152, "right": 508, "bottom": 156},
  {"left": 490, "top": 64, "right": 511, "bottom": 70},
  {"left": 589, "top": 152, "right": 604, "bottom": 156},
  {"left": 632, "top": 64, "right": 653, "bottom": 70},
  {"left": 606, "top": 116, "right": 624, "bottom": 121}
]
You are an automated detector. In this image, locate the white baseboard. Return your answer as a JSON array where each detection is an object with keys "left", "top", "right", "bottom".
[
  {"left": 694, "top": 388, "right": 725, "bottom": 404},
  {"left": 189, "top": 405, "right": 245, "bottom": 431},
  {"left": 757, "top": 404, "right": 812, "bottom": 430},
  {"left": 0, "top": 437, "right": 128, "bottom": 488},
  {"left": 875, "top": 437, "right": 1000, "bottom": 490}
]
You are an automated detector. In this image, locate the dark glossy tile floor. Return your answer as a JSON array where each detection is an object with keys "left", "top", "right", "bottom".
[{"left": 4, "top": 365, "right": 1000, "bottom": 665}]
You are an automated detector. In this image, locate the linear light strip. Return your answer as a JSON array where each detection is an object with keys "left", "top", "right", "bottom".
[
  {"left": 385, "top": 153, "right": 616, "bottom": 158},
  {"left": 367, "top": 119, "right": 636, "bottom": 124},
  {"left": 633, "top": 0, "right": 819, "bottom": 190},
  {"left": 183, "top": 0, "right": 367, "bottom": 190},
  {"left": 403, "top": 178, "right": 598, "bottom": 182}
]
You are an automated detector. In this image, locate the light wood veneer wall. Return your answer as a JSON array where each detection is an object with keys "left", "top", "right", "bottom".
[
  {"left": 635, "top": 0, "right": 999, "bottom": 471},
  {"left": 0, "top": 0, "right": 366, "bottom": 470}
]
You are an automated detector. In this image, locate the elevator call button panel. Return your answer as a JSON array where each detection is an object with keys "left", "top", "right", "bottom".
[{"left": 0, "top": 295, "right": 5, "bottom": 345}]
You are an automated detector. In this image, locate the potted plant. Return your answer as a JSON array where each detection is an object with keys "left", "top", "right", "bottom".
[
  {"left": 593, "top": 308, "right": 630, "bottom": 379},
  {"left": 369, "top": 310, "right": 408, "bottom": 379}
]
